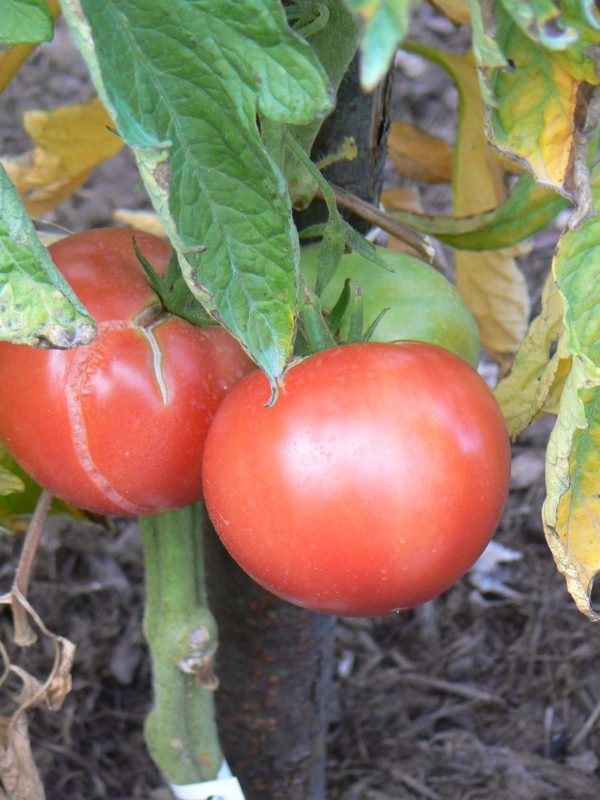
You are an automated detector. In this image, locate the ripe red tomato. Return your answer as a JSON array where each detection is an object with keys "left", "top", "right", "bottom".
[
  {"left": 203, "top": 342, "right": 511, "bottom": 616},
  {"left": 0, "top": 228, "right": 253, "bottom": 516}
]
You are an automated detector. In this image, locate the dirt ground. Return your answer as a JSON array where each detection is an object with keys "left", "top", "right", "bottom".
[{"left": 2, "top": 7, "right": 600, "bottom": 800}]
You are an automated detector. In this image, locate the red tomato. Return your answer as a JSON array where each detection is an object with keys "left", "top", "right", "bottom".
[
  {"left": 203, "top": 342, "right": 511, "bottom": 616},
  {"left": 0, "top": 228, "right": 253, "bottom": 516}
]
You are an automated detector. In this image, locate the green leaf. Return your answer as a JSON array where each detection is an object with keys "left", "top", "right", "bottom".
[
  {"left": 347, "top": 0, "right": 413, "bottom": 90},
  {"left": 499, "top": 0, "right": 578, "bottom": 49},
  {"left": 0, "top": 0, "right": 54, "bottom": 44},
  {"left": 0, "top": 444, "right": 83, "bottom": 531},
  {"left": 549, "top": 0, "right": 600, "bottom": 82},
  {"left": 0, "top": 164, "right": 96, "bottom": 348},
  {"left": 283, "top": 0, "right": 359, "bottom": 208},
  {"left": 389, "top": 173, "right": 569, "bottom": 250},
  {"left": 0, "top": 464, "right": 25, "bottom": 497},
  {"left": 470, "top": 0, "right": 509, "bottom": 68},
  {"left": 61, "top": 0, "right": 333, "bottom": 381},
  {"left": 315, "top": 222, "right": 347, "bottom": 295},
  {"left": 553, "top": 216, "right": 600, "bottom": 367}
]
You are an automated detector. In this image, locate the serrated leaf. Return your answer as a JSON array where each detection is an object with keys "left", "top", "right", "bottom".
[
  {"left": 549, "top": 0, "right": 600, "bottom": 83},
  {"left": 494, "top": 271, "right": 569, "bottom": 437},
  {"left": 388, "top": 122, "right": 453, "bottom": 183},
  {"left": 476, "top": 4, "right": 581, "bottom": 192},
  {"left": 500, "top": 0, "right": 578, "bottom": 50},
  {"left": 0, "top": 164, "right": 95, "bottom": 347},
  {"left": 554, "top": 216, "right": 600, "bottom": 366},
  {"left": 536, "top": 330, "right": 571, "bottom": 415},
  {"left": 347, "top": 0, "right": 413, "bottom": 90},
  {"left": 1, "top": 97, "right": 123, "bottom": 217},
  {"left": 0, "top": 464, "right": 25, "bottom": 497},
  {"left": 0, "top": 0, "right": 54, "bottom": 44},
  {"left": 409, "top": 44, "right": 530, "bottom": 361},
  {"left": 541, "top": 216, "right": 600, "bottom": 618},
  {"left": 386, "top": 172, "right": 569, "bottom": 250},
  {"left": 543, "top": 359, "right": 600, "bottom": 620},
  {"left": 470, "top": 0, "right": 509, "bottom": 79},
  {"left": 283, "top": 0, "right": 359, "bottom": 208},
  {"left": 62, "top": 0, "right": 333, "bottom": 381}
]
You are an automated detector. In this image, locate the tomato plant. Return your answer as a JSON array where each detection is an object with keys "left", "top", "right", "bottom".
[
  {"left": 203, "top": 341, "right": 511, "bottom": 617},
  {"left": 301, "top": 243, "right": 481, "bottom": 366},
  {"left": 0, "top": 228, "right": 253, "bottom": 516}
]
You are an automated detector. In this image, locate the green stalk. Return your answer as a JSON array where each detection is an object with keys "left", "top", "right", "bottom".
[{"left": 140, "top": 504, "right": 222, "bottom": 786}]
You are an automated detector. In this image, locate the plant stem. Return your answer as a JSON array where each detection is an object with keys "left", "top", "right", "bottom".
[
  {"left": 140, "top": 504, "right": 222, "bottom": 787},
  {"left": 327, "top": 183, "right": 443, "bottom": 270}
]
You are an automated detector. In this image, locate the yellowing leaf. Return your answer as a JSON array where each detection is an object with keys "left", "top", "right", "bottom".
[
  {"left": 113, "top": 209, "right": 167, "bottom": 237},
  {"left": 388, "top": 122, "right": 453, "bottom": 183},
  {"left": 347, "top": 0, "right": 412, "bottom": 89},
  {"left": 381, "top": 186, "right": 423, "bottom": 213},
  {"left": 405, "top": 44, "right": 530, "bottom": 362},
  {"left": 550, "top": 0, "right": 600, "bottom": 84},
  {"left": 543, "top": 359, "right": 600, "bottom": 620},
  {"left": 541, "top": 217, "right": 600, "bottom": 619},
  {"left": 479, "top": 5, "right": 581, "bottom": 193},
  {"left": 537, "top": 332, "right": 571, "bottom": 416},
  {"left": 494, "top": 271, "right": 568, "bottom": 437},
  {"left": 455, "top": 249, "right": 530, "bottom": 363},
  {"left": 430, "top": 0, "right": 470, "bottom": 25},
  {"left": 450, "top": 52, "right": 530, "bottom": 361},
  {"left": 0, "top": 0, "right": 60, "bottom": 93},
  {"left": 1, "top": 96, "right": 123, "bottom": 216},
  {"left": 381, "top": 186, "right": 424, "bottom": 254}
]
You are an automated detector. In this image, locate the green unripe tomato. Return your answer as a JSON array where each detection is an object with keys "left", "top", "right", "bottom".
[{"left": 300, "top": 244, "right": 480, "bottom": 367}]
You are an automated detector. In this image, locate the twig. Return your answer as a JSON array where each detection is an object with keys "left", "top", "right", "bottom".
[
  {"left": 571, "top": 697, "right": 600, "bottom": 750},
  {"left": 391, "top": 769, "right": 443, "bottom": 800},
  {"left": 390, "top": 660, "right": 504, "bottom": 705},
  {"left": 325, "top": 184, "right": 446, "bottom": 274},
  {"left": 11, "top": 491, "right": 53, "bottom": 646}
]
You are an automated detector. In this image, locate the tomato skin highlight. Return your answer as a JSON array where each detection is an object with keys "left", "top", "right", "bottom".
[
  {"left": 0, "top": 229, "right": 254, "bottom": 516},
  {"left": 203, "top": 342, "right": 511, "bottom": 617}
]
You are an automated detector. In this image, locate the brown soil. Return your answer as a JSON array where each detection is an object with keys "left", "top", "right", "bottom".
[{"left": 1, "top": 6, "right": 599, "bottom": 799}]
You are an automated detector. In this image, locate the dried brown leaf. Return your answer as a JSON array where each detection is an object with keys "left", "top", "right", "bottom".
[
  {"left": 0, "top": 715, "right": 45, "bottom": 800},
  {"left": 388, "top": 122, "right": 453, "bottom": 183}
]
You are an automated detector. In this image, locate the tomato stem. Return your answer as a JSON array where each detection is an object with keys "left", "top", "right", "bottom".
[{"left": 140, "top": 504, "right": 222, "bottom": 787}]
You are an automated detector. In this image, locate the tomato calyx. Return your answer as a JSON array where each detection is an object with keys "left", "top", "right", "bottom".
[{"left": 132, "top": 238, "right": 214, "bottom": 329}]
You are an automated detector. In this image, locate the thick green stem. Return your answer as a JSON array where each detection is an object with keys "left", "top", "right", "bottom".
[{"left": 140, "top": 504, "right": 222, "bottom": 787}]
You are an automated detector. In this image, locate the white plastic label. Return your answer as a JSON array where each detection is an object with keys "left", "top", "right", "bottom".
[{"left": 170, "top": 760, "right": 245, "bottom": 800}]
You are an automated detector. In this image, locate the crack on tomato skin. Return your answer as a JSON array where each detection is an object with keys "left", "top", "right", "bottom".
[
  {"left": 138, "top": 322, "right": 169, "bottom": 406},
  {"left": 132, "top": 301, "right": 169, "bottom": 329},
  {"left": 64, "top": 320, "right": 154, "bottom": 516}
]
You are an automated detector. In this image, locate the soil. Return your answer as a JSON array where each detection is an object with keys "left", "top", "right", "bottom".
[{"left": 1, "top": 7, "right": 599, "bottom": 800}]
